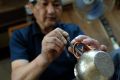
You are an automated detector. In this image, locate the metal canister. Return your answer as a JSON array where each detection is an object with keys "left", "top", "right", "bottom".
[{"left": 74, "top": 50, "right": 114, "bottom": 80}]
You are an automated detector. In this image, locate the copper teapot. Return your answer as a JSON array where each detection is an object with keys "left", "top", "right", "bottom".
[{"left": 67, "top": 39, "right": 114, "bottom": 80}]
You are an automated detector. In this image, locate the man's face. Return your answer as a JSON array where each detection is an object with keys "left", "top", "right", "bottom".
[{"left": 33, "top": 0, "right": 62, "bottom": 32}]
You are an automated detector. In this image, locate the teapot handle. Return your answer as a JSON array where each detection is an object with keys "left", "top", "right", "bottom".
[
  {"left": 67, "top": 37, "right": 92, "bottom": 60},
  {"left": 72, "top": 42, "right": 92, "bottom": 60}
]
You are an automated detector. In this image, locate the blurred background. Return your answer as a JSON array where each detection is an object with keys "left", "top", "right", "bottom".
[{"left": 0, "top": 0, "right": 120, "bottom": 80}]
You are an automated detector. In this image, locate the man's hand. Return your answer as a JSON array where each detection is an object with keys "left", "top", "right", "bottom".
[
  {"left": 41, "top": 28, "right": 69, "bottom": 63},
  {"left": 11, "top": 28, "right": 68, "bottom": 80},
  {"left": 68, "top": 35, "right": 107, "bottom": 53}
]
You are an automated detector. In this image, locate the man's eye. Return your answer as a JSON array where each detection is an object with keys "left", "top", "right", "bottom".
[
  {"left": 42, "top": 2, "right": 48, "bottom": 6},
  {"left": 53, "top": 3, "right": 60, "bottom": 7}
]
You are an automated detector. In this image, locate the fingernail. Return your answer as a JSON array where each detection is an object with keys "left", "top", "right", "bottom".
[
  {"left": 75, "top": 36, "right": 79, "bottom": 39},
  {"left": 64, "top": 40, "right": 67, "bottom": 45},
  {"left": 63, "top": 32, "right": 69, "bottom": 36},
  {"left": 71, "top": 39, "right": 75, "bottom": 43}
]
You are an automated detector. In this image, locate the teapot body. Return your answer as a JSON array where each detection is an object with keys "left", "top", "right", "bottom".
[{"left": 74, "top": 50, "right": 114, "bottom": 80}]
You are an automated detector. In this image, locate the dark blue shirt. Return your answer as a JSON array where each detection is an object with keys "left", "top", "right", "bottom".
[
  {"left": 10, "top": 22, "right": 84, "bottom": 80},
  {"left": 110, "top": 48, "right": 120, "bottom": 80}
]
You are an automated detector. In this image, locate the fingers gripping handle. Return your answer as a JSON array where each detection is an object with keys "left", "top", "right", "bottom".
[{"left": 67, "top": 37, "right": 91, "bottom": 60}]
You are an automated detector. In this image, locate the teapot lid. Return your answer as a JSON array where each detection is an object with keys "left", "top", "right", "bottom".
[{"left": 94, "top": 51, "right": 114, "bottom": 78}]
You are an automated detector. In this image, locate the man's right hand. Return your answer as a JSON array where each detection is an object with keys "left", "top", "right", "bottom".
[{"left": 41, "top": 28, "right": 69, "bottom": 63}]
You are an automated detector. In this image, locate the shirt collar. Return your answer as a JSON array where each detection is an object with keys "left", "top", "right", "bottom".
[{"left": 32, "top": 22, "right": 42, "bottom": 36}]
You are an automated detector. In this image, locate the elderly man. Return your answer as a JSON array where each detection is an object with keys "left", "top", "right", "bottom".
[{"left": 10, "top": 0, "right": 106, "bottom": 80}]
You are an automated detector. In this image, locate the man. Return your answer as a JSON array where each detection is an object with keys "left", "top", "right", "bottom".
[{"left": 9, "top": 0, "right": 107, "bottom": 80}]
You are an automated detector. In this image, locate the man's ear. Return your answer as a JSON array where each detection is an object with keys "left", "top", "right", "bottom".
[{"left": 25, "top": 2, "right": 34, "bottom": 15}]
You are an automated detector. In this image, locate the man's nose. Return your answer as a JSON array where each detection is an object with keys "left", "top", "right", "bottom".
[{"left": 47, "top": 4, "right": 55, "bottom": 14}]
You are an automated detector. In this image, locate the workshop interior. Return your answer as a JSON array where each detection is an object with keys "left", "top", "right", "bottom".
[{"left": 0, "top": 0, "right": 120, "bottom": 80}]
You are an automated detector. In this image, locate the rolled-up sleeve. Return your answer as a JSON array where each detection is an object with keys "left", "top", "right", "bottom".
[{"left": 9, "top": 30, "right": 29, "bottom": 61}]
